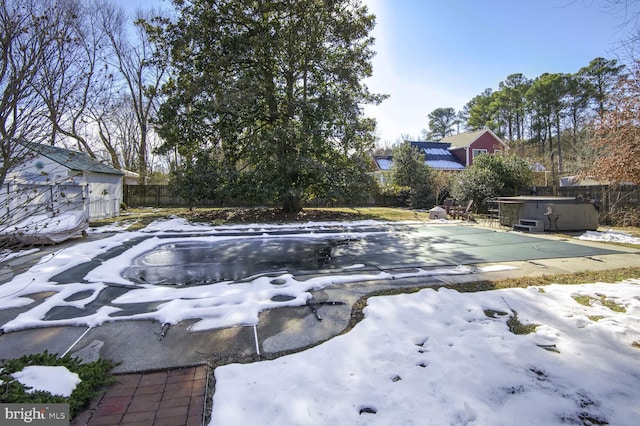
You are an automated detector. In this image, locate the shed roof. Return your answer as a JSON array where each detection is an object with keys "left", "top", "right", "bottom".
[{"left": 21, "top": 142, "right": 123, "bottom": 176}]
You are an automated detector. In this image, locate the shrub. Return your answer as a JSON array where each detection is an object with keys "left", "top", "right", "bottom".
[
  {"left": 0, "top": 351, "right": 117, "bottom": 419},
  {"left": 390, "top": 143, "right": 435, "bottom": 208},
  {"left": 451, "top": 153, "right": 532, "bottom": 211}
]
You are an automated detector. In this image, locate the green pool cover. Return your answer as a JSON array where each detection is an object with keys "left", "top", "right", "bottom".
[{"left": 349, "top": 224, "right": 623, "bottom": 270}]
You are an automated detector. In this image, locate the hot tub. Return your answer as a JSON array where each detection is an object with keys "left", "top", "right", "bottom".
[{"left": 498, "top": 196, "right": 599, "bottom": 232}]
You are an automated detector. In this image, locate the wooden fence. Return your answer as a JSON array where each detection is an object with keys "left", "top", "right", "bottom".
[
  {"left": 122, "top": 184, "right": 403, "bottom": 209},
  {"left": 533, "top": 185, "right": 639, "bottom": 212}
]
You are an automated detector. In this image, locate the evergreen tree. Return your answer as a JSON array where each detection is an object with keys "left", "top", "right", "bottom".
[
  {"left": 390, "top": 143, "right": 434, "bottom": 208},
  {"left": 464, "top": 89, "right": 494, "bottom": 132},
  {"left": 153, "top": 0, "right": 385, "bottom": 212},
  {"left": 578, "top": 57, "right": 626, "bottom": 119},
  {"left": 426, "top": 107, "right": 457, "bottom": 139},
  {"left": 494, "top": 73, "right": 531, "bottom": 141}
]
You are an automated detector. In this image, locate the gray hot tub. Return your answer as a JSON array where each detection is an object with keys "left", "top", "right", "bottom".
[{"left": 498, "top": 196, "right": 599, "bottom": 231}]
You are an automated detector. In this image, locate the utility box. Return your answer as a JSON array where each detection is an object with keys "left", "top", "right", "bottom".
[{"left": 498, "top": 196, "right": 599, "bottom": 231}]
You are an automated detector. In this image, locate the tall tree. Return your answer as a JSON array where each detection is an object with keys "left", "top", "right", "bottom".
[
  {"left": 38, "top": 0, "right": 107, "bottom": 157},
  {"left": 0, "top": 0, "right": 62, "bottom": 185},
  {"left": 464, "top": 89, "right": 494, "bottom": 131},
  {"left": 578, "top": 57, "right": 626, "bottom": 118},
  {"left": 426, "top": 107, "right": 457, "bottom": 140},
  {"left": 101, "top": 4, "right": 168, "bottom": 184},
  {"left": 563, "top": 72, "right": 592, "bottom": 148},
  {"left": 494, "top": 73, "right": 531, "bottom": 141},
  {"left": 525, "top": 73, "right": 567, "bottom": 180},
  {"left": 154, "top": 0, "right": 384, "bottom": 212}
]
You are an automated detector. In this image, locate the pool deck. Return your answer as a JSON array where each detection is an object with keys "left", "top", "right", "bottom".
[{"left": 0, "top": 222, "right": 638, "bottom": 425}]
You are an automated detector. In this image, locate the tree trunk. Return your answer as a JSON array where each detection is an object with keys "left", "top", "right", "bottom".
[
  {"left": 548, "top": 122, "right": 557, "bottom": 187},
  {"left": 282, "top": 194, "right": 302, "bottom": 214},
  {"left": 98, "top": 127, "right": 122, "bottom": 169},
  {"left": 556, "top": 114, "right": 563, "bottom": 175},
  {"left": 139, "top": 128, "right": 147, "bottom": 185}
]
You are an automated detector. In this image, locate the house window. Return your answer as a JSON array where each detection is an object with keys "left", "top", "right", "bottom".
[
  {"left": 472, "top": 149, "right": 488, "bottom": 158},
  {"left": 493, "top": 149, "right": 502, "bottom": 155}
]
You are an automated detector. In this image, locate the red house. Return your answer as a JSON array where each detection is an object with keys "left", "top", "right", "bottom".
[
  {"left": 441, "top": 129, "right": 507, "bottom": 167},
  {"left": 372, "top": 130, "right": 508, "bottom": 180}
]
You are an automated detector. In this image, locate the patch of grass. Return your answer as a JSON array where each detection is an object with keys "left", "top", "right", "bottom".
[
  {"left": 598, "top": 294, "right": 627, "bottom": 313},
  {"left": 91, "top": 207, "right": 189, "bottom": 230},
  {"left": 632, "top": 341, "right": 640, "bottom": 349},
  {"left": 343, "top": 207, "right": 431, "bottom": 222},
  {"left": 572, "top": 293, "right": 627, "bottom": 313},
  {"left": 485, "top": 308, "right": 537, "bottom": 334},
  {"left": 573, "top": 295, "right": 593, "bottom": 307},
  {"left": 457, "top": 267, "right": 640, "bottom": 293},
  {"left": 90, "top": 206, "right": 434, "bottom": 229},
  {"left": 483, "top": 309, "right": 508, "bottom": 318},
  {"left": 506, "top": 312, "right": 538, "bottom": 335},
  {"left": 0, "top": 351, "right": 117, "bottom": 419}
]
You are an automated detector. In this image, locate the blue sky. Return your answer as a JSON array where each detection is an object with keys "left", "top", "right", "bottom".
[{"left": 119, "top": 0, "right": 636, "bottom": 145}]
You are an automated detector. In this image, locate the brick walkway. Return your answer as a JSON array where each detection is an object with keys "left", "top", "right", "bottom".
[{"left": 72, "top": 365, "right": 208, "bottom": 426}]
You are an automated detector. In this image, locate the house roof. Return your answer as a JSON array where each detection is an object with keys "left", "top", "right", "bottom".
[
  {"left": 409, "top": 141, "right": 465, "bottom": 170},
  {"left": 375, "top": 142, "right": 466, "bottom": 171},
  {"left": 440, "top": 129, "right": 506, "bottom": 149},
  {"left": 21, "top": 142, "right": 123, "bottom": 176}
]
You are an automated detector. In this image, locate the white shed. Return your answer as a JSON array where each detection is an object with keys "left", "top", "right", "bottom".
[{"left": 2, "top": 142, "right": 124, "bottom": 226}]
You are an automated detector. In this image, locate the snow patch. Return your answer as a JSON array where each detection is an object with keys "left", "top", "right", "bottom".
[
  {"left": 12, "top": 365, "right": 80, "bottom": 397},
  {"left": 578, "top": 230, "right": 640, "bottom": 245}
]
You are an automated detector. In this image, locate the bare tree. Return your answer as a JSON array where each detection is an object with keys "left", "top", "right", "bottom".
[
  {"left": 0, "top": 0, "right": 61, "bottom": 185},
  {"left": 36, "top": 0, "right": 115, "bottom": 159},
  {"left": 90, "top": 94, "right": 138, "bottom": 171},
  {"left": 100, "top": 4, "right": 168, "bottom": 184},
  {"left": 588, "top": 67, "right": 640, "bottom": 184}
]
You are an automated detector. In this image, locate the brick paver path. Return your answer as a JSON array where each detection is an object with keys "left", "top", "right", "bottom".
[{"left": 72, "top": 365, "right": 208, "bottom": 426}]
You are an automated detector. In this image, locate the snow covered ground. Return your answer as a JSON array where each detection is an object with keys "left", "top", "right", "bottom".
[
  {"left": 578, "top": 229, "right": 640, "bottom": 245},
  {"left": 210, "top": 281, "right": 640, "bottom": 425},
  {"left": 0, "top": 219, "right": 639, "bottom": 425}
]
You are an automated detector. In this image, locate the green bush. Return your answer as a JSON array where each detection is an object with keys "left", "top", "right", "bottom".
[
  {"left": 451, "top": 153, "right": 532, "bottom": 211},
  {"left": 0, "top": 351, "right": 117, "bottom": 419}
]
